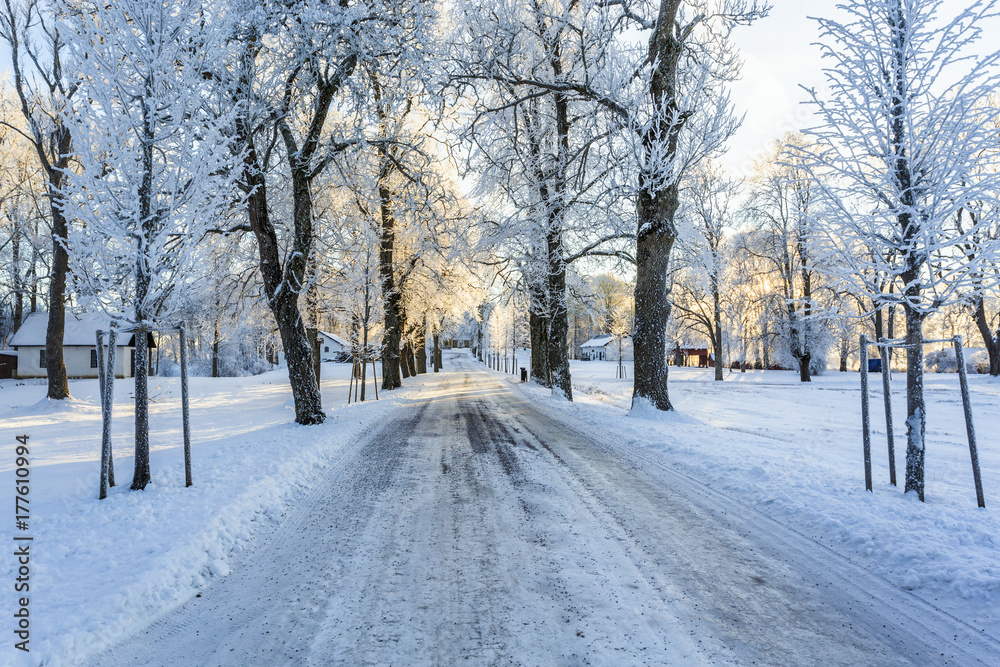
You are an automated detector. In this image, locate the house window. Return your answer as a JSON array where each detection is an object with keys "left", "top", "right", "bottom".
[
  {"left": 91, "top": 349, "right": 99, "bottom": 368},
  {"left": 324, "top": 346, "right": 329, "bottom": 352},
  {"left": 39, "top": 349, "right": 46, "bottom": 368}
]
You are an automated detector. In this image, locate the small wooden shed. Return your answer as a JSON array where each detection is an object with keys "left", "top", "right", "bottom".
[
  {"left": 676, "top": 347, "right": 711, "bottom": 368},
  {"left": 0, "top": 351, "right": 17, "bottom": 379}
]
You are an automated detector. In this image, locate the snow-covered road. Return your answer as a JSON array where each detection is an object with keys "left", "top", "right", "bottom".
[{"left": 94, "top": 356, "right": 999, "bottom": 665}]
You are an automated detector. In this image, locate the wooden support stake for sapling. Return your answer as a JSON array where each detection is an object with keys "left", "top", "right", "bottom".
[
  {"left": 97, "top": 330, "right": 106, "bottom": 401},
  {"left": 879, "top": 338, "right": 897, "bottom": 486},
  {"left": 347, "top": 359, "right": 356, "bottom": 404},
  {"left": 860, "top": 335, "right": 873, "bottom": 493},
  {"left": 98, "top": 327, "right": 118, "bottom": 499},
  {"left": 954, "top": 336, "right": 986, "bottom": 508},
  {"left": 179, "top": 326, "right": 192, "bottom": 488}
]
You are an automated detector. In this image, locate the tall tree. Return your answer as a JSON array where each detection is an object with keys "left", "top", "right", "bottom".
[
  {"left": 0, "top": 0, "right": 78, "bottom": 399},
  {"left": 65, "top": 0, "right": 239, "bottom": 489},
  {"left": 624, "top": 0, "right": 768, "bottom": 410},
  {"left": 801, "top": 0, "right": 1000, "bottom": 499},
  {"left": 451, "top": 0, "right": 635, "bottom": 399},
  {"left": 746, "top": 136, "right": 821, "bottom": 382},
  {"left": 229, "top": 0, "right": 432, "bottom": 420},
  {"left": 674, "top": 161, "right": 737, "bottom": 381}
]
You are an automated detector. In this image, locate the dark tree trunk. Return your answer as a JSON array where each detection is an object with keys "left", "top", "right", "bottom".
[
  {"left": 840, "top": 337, "right": 849, "bottom": 372},
  {"left": 131, "top": 89, "right": 157, "bottom": 492},
  {"left": 230, "top": 32, "right": 334, "bottom": 425},
  {"left": 529, "top": 286, "right": 550, "bottom": 386},
  {"left": 888, "top": 3, "right": 924, "bottom": 500},
  {"left": 132, "top": 329, "right": 151, "bottom": 490},
  {"left": 400, "top": 340, "right": 412, "bottom": 379},
  {"left": 43, "top": 153, "right": 72, "bottom": 400},
  {"left": 798, "top": 353, "right": 811, "bottom": 382},
  {"left": 546, "top": 228, "right": 572, "bottom": 400},
  {"left": 545, "top": 65, "right": 573, "bottom": 401},
  {"left": 631, "top": 2, "right": 686, "bottom": 412},
  {"left": 633, "top": 188, "right": 676, "bottom": 409},
  {"left": 400, "top": 343, "right": 410, "bottom": 379},
  {"left": 903, "top": 305, "right": 925, "bottom": 500},
  {"left": 236, "top": 94, "right": 324, "bottom": 425},
  {"left": 28, "top": 231, "right": 38, "bottom": 314},
  {"left": 432, "top": 333, "right": 442, "bottom": 372},
  {"left": 212, "top": 318, "right": 220, "bottom": 378},
  {"left": 406, "top": 341, "right": 417, "bottom": 377},
  {"left": 12, "top": 225, "right": 22, "bottom": 325},
  {"left": 713, "top": 288, "right": 724, "bottom": 381},
  {"left": 306, "top": 326, "right": 321, "bottom": 385},
  {"left": 6, "top": 22, "right": 72, "bottom": 400},
  {"left": 379, "top": 179, "right": 403, "bottom": 390},
  {"left": 799, "top": 252, "right": 814, "bottom": 382},
  {"left": 415, "top": 322, "right": 428, "bottom": 374},
  {"left": 25, "top": 239, "right": 41, "bottom": 313},
  {"left": 971, "top": 294, "right": 1000, "bottom": 376}
]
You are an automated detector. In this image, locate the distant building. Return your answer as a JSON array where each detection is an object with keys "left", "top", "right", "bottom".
[
  {"left": 318, "top": 331, "right": 350, "bottom": 361},
  {"left": 674, "top": 347, "right": 711, "bottom": 368},
  {"left": 580, "top": 334, "right": 633, "bottom": 362},
  {"left": 8, "top": 312, "right": 154, "bottom": 379},
  {"left": 0, "top": 351, "right": 16, "bottom": 379}
]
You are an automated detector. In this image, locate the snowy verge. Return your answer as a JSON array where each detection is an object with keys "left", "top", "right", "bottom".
[
  {"left": 1, "top": 364, "right": 418, "bottom": 667},
  {"left": 484, "top": 356, "right": 1000, "bottom": 639}
]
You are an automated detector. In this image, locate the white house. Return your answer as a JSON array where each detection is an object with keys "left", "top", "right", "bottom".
[
  {"left": 318, "top": 331, "right": 350, "bottom": 361},
  {"left": 580, "top": 334, "right": 633, "bottom": 362},
  {"left": 9, "top": 312, "right": 151, "bottom": 379}
]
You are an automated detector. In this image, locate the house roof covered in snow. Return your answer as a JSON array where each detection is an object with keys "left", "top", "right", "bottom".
[
  {"left": 9, "top": 312, "right": 144, "bottom": 347},
  {"left": 319, "top": 331, "right": 349, "bottom": 349},
  {"left": 580, "top": 334, "right": 616, "bottom": 348}
]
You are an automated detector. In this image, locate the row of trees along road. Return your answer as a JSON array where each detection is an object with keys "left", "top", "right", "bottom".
[
  {"left": 0, "top": 0, "right": 479, "bottom": 493},
  {"left": 449, "top": 0, "right": 769, "bottom": 408},
  {"left": 4, "top": 0, "right": 1000, "bottom": 505}
]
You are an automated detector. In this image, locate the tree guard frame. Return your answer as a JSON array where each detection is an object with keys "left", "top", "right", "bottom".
[
  {"left": 859, "top": 334, "right": 986, "bottom": 507},
  {"left": 96, "top": 324, "right": 192, "bottom": 499},
  {"left": 347, "top": 349, "right": 379, "bottom": 404}
]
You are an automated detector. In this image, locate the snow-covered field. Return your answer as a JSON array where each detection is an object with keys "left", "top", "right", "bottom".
[
  {"left": 494, "top": 352, "right": 1000, "bottom": 640},
  {"left": 0, "top": 362, "right": 413, "bottom": 667}
]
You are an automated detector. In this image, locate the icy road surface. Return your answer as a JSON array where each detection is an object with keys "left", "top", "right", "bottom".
[{"left": 95, "top": 357, "right": 999, "bottom": 665}]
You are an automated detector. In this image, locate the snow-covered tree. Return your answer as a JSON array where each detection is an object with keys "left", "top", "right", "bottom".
[
  {"left": 673, "top": 161, "right": 738, "bottom": 381},
  {"left": 65, "top": 0, "right": 240, "bottom": 489},
  {"left": 227, "top": 0, "right": 434, "bottom": 422},
  {"left": 800, "top": 0, "right": 1000, "bottom": 499},
  {"left": 449, "top": 0, "right": 636, "bottom": 400},
  {"left": 0, "top": 95, "right": 47, "bottom": 334},
  {"left": 746, "top": 136, "right": 825, "bottom": 382},
  {"left": 0, "top": 0, "right": 81, "bottom": 399}
]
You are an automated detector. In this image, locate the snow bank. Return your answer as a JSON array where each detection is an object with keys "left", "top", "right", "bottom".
[{"left": 0, "top": 363, "right": 415, "bottom": 666}]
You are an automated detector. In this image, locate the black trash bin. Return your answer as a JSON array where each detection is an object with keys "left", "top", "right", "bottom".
[{"left": 520, "top": 367, "right": 528, "bottom": 382}]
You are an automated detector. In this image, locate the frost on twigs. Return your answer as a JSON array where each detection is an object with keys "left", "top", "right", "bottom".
[
  {"left": 798, "top": 0, "right": 1000, "bottom": 500},
  {"left": 63, "top": 0, "right": 242, "bottom": 489}
]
